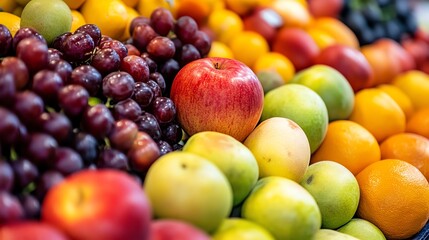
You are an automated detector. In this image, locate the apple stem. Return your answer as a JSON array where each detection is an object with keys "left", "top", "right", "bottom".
[{"left": 214, "top": 62, "right": 220, "bottom": 69}]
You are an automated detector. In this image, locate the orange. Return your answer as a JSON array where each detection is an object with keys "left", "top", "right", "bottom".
[
  {"left": 137, "top": 0, "right": 177, "bottom": 19},
  {"left": 63, "top": 0, "right": 86, "bottom": 9},
  {"left": 121, "top": 0, "right": 139, "bottom": 7},
  {"left": 175, "top": 0, "right": 223, "bottom": 25},
  {"left": 311, "top": 120, "right": 380, "bottom": 175},
  {"left": 223, "top": 0, "right": 259, "bottom": 16},
  {"left": 119, "top": 6, "right": 139, "bottom": 41},
  {"left": 406, "top": 107, "right": 429, "bottom": 139},
  {"left": 356, "top": 159, "right": 429, "bottom": 239},
  {"left": 228, "top": 31, "right": 269, "bottom": 68},
  {"left": 377, "top": 84, "right": 414, "bottom": 120},
  {"left": 0, "top": 0, "right": 17, "bottom": 12},
  {"left": 0, "top": 12, "right": 21, "bottom": 36},
  {"left": 70, "top": 10, "right": 86, "bottom": 33},
  {"left": 309, "top": 17, "right": 360, "bottom": 49},
  {"left": 348, "top": 88, "right": 406, "bottom": 142},
  {"left": 207, "top": 8, "right": 243, "bottom": 45},
  {"left": 253, "top": 52, "right": 295, "bottom": 84},
  {"left": 380, "top": 133, "right": 429, "bottom": 180},
  {"left": 392, "top": 70, "right": 429, "bottom": 111},
  {"left": 306, "top": 27, "right": 336, "bottom": 50},
  {"left": 208, "top": 41, "right": 234, "bottom": 59},
  {"left": 265, "top": 0, "right": 312, "bottom": 29}
]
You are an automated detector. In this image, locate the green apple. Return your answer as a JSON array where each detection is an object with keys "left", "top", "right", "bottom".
[
  {"left": 243, "top": 117, "right": 311, "bottom": 182},
  {"left": 20, "top": 0, "right": 72, "bottom": 44},
  {"left": 143, "top": 151, "right": 233, "bottom": 233},
  {"left": 241, "top": 176, "right": 321, "bottom": 240},
  {"left": 261, "top": 83, "right": 328, "bottom": 153},
  {"left": 313, "top": 229, "right": 360, "bottom": 240},
  {"left": 300, "top": 161, "right": 360, "bottom": 229},
  {"left": 337, "top": 218, "right": 386, "bottom": 240},
  {"left": 182, "top": 131, "right": 259, "bottom": 206},
  {"left": 256, "top": 70, "right": 284, "bottom": 94},
  {"left": 290, "top": 64, "right": 355, "bottom": 121},
  {"left": 212, "top": 218, "right": 275, "bottom": 240}
]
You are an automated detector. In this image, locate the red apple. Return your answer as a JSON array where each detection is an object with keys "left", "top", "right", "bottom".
[
  {"left": 0, "top": 221, "right": 69, "bottom": 240},
  {"left": 41, "top": 169, "right": 152, "bottom": 240},
  {"left": 308, "top": 0, "right": 343, "bottom": 18},
  {"left": 315, "top": 44, "right": 374, "bottom": 92},
  {"left": 402, "top": 38, "right": 429, "bottom": 68},
  {"left": 243, "top": 6, "right": 283, "bottom": 44},
  {"left": 272, "top": 27, "right": 319, "bottom": 71},
  {"left": 149, "top": 219, "right": 211, "bottom": 240},
  {"left": 170, "top": 57, "right": 264, "bottom": 142}
]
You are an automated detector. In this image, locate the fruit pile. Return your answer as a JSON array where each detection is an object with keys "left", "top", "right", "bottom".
[{"left": 1, "top": 0, "right": 429, "bottom": 240}]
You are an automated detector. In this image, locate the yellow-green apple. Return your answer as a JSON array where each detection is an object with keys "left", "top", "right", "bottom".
[
  {"left": 0, "top": 221, "right": 69, "bottom": 240},
  {"left": 337, "top": 218, "right": 386, "bottom": 240},
  {"left": 314, "top": 44, "right": 374, "bottom": 92},
  {"left": 261, "top": 83, "right": 328, "bottom": 153},
  {"left": 256, "top": 70, "right": 284, "bottom": 94},
  {"left": 272, "top": 27, "right": 319, "bottom": 71},
  {"left": 300, "top": 161, "right": 360, "bottom": 229},
  {"left": 212, "top": 217, "right": 276, "bottom": 240},
  {"left": 313, "top": 229, "right": 359, "bottom": 240},
  {"left": 290, "top": 64, "right": 355, "bottom": 121},
  {"left": 149, "top": 219, "right": 211, "bottom": 240},
  {"left": 41, "top": 169, "right": 152, "bottom": 240},
  {"left": 308, "top": 0, "right": 343, "bottom": 18},
  {"left": 243, "top": 117, "right": 310, "bottom": 182},
  {"left": 242, "top": 6, "right": 283, "bottom": 44},
  {"left": 241, "top": 176, "right": 322, "bottom": 240},
  {"left": 182, "top": 131, "right": 259, "bottom": 206},
  {"left": 143, "top": 151, "right": 233, "bottom": 233},
  {"left": 170, "top": 57, "right": 264, "bottom": 142}
]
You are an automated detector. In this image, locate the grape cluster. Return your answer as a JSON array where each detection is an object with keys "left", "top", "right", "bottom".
[
  {"left": 0, "top": 7, "right": 211, "bottom": 224},
  {"left": 340, "top": 0, "right": 419, "bottom": 46}
]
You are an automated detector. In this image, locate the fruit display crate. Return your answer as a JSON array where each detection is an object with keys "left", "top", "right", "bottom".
[{"left": 1, "top": 0, "right": 429, "bottom": 239}]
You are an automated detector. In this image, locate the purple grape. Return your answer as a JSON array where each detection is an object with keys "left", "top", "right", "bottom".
[
  {"left": 125, "top": 43, "right": 140, "bottom": 56},
  {"left": 136, "top": 112, "right": 162, "bottom": 140},
  {"left": 69, "top": 64, "right": 102, "bottom": 96},
  {"left": 150, "top": 97, "right": 176, "bottom": 124},
  {"left": 0, "top": 160, "right": 14, "bottom": 192},
  {"left": 141, "top": 52, "right": 158, "bottom": 73},
  {"left": 11, "top": 91, "right": 44, "bottom": 129},
  {"left": 159, "top": 58, "right": 180, "bottom": 91},
  {"left": 51, "top": 32, "right": 72, "bottom": 50},
  {"left": 37, "top": 112, "right": 72, "bottom": 144},
  {"left": 157, "top": 140, "right": 173, "bottom": 156},
  {"left": 132, "top": 82, "right": 154, "bottom": 109},
  {"left": 146, "top": 36, "right": 175, "bottom": 61},
  {"left": 10, "top": 158, "right": 39, "bottom": 189},
  {"left": 113, "top": 98, "right": 142, "bottom": 121},
  {"left": 0, "top": 24, "right": 12, "bottom": 57},
  {"left": 108, "top": 119, "right": 139, "bottom": 152},
  {"left": 47, "top": 59, "right": 72, "bottom": 84},
  {"left": 99, "top": 35, "right": 113, "bottom": 45},
  {"left": 132, "top": 24, "right": 158, "bottom": 51},
  {"left": 19, "top": 194, "right": 40, "bottom": 219},
  {"left": 192, "top": 30, "right": 212, "bottom": 56},
  {"left": 58, "top": 84, "right": 89, "bottom": 119},
  {"left": 99, "top": 39, "right": 128, "bottom": 60},
  {"left": 149, "top": 72, "right": 166, "bottom": 94},
  {"left": 32, "top": 70, "right": 64, "bottom": 104},
  {"left": 102, "top": 71, "right": 135, "bottom": 101},
  {"left": 91, "top": 48, "right": 121, "bottom": 76},
  {"left": 13, "top": 27, "right": 47, "bottom": 50},
  {"left": 0, "top": 70, "right": 16, "bottom": 105},
  {"left": 120, "top": 55, "right": 150, "bottom": 82},
  {"left": 97, "top": 148, "right": 129, "bottom": 171},
  {"left": 0, "top": 57, "right": 29, "bottom": 90},
  {"left": 129, "top": 16, "right": 151, "bottom": 36},
  {"left": 35, "top": 170, "right": 64, "bottom": 200},
  {"left": 147, "top": 79, "right": 162, "bottom": 100},
  {"left": 16, "top": 37, "right": 49, "bottom": 74},
  {"left": 0, "top": 191, "right": 24, "bottom": 224},
  {"left": 75, "top": 24, "right": 102, "bottom": 46},
  {"left": 162, "top": 123, "right": 183, "bottom": 145},
  {"left": 150, "top": 7, "right": 175, "bottom": 36},
  {"left": 127, "top": 131, "right": 160, "bottom": 172},
  {"left": 82, "top": 104, "right": 115, "bottom": 140},
  {"left": 72, "top": 132, "right": 99, "bottom": 164},
  {"left": 47, "top": 48, "right": 63, "bottom": 62},
  {"left": 53, "top": 147, "right": 84, "bottom": 175},
  {"left": 178, "top": 43, "right": 201, "bottom": 67},
  {"left": 0, "top": 108, "right": 21, "bottom": 146},
  {"left": 61, "top": 32, "right": 95, "bottom": 63},
  {"left": 175, "top": 16, "right": 198, "bottom": 44},
  {"left": 23, "top": 133, "right": 58, "bottom": 166}
]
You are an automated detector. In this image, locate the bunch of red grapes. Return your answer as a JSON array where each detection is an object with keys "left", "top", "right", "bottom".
[{"left": 0, "top": 7, "right": 211, "bottom": 224}]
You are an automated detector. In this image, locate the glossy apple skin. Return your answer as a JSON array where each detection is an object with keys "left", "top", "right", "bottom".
[
  {"left": 308, "top": 0, "right": 343, "bottom": 18},
  {"left": 170, "top": 57, "right": 264, "bottom": 142},
  {"left": 41, "top": 169, "right": 152, "bottom": 240},
  {"left": 243, "top": 6, "right": 283, "bottom": 44},
  {"left": 0, "top": 222, "right": 69, "bottom": 240},
  {"left": 315, "top": 44, "right": 374, "bottom": 92},
  {"left": 149, "top": 219, "right": 211, "bottom": 240}
]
